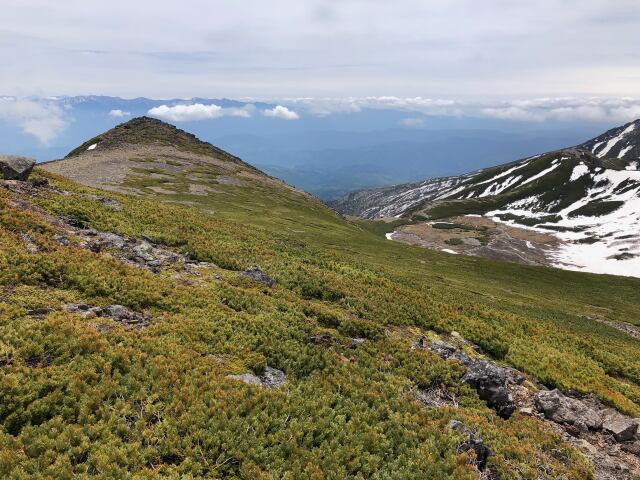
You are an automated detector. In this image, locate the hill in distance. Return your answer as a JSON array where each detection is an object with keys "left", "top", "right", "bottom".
[
  {"left": 333, "top": 119, "right": 640, "bottom": 277},
  {"left": 2, "top": 119, "right": 640, "bottom": 478}
]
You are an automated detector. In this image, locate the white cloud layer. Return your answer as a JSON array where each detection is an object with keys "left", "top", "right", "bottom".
[
  {"left": 147, "top": 103, "right": 253, "bottom": 122},
  {"left": 109, "top": 109, "right": 130, "bottom": 117},
  {"left": 0, "top": 97, "right": 70, "bottom": 144},
  {"left": 289, "top": 96, "right": 640, "bottom": 123},
  {"left": 263, "top": 105, "right": 300, "bottom": 120}
]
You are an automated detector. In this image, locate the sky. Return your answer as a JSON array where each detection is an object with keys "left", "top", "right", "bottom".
[
  {"left": 1, "top": 0, "right": 640, "bottom": 148},
  {"left": 2, "top": 0, "right": 640, "bottom": 99}
]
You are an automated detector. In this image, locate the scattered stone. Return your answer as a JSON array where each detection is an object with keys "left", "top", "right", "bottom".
[
  {"left": 0, "top": 155, "right": 35, "bottom": 181},
  {"left": 413, "top": 385, "right": 458, "bottom": 408},
  {"left": 307, "top": 333, "right": 336, "bottom": 346},
  {"left": 350, "top": 338, "right": 366, "bottom": 348},
  {"left": 462, "top": 361, "right": 517, "bottom": 419},
  {"left": 226, "top": 366, "right": 287, "bottom": 389},
  {"left": 535, "top": 389, "right": 603, "bottom": 433},
  {"left": 26, "top": 307, "right": 54, "bottom": 317},
  {"left": 63, "top": 303, "right": 150, "bottom": 327},
  {"left": 239, "top": 266, "right": 275, "bottom": 287},
  {"left": 601, "top": 409, "right": 639, "bottom": 442},
  {"left": 29, "top": 178, "right": 49, "bottom": 188},
  {"left": 447, "top": 420, "right": 492, "bottom": 471},
  {"left": 261, "top": 366, "right": 287, "bottom": 388},
  {"left": 88, "top": 195, "right": 122, "bottom": 211},
  {"left": 422, "top": 339, "right": 473, "bottom": 366},
  {"left": 621, "top": 441, "right": 640, "bottom": 457},
  {"left": 20, "top": 233, "right": 39, "bottom": 253}
]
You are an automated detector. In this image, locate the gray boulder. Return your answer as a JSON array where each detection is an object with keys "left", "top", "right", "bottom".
[
  {"left": 535, "top": 389, "right": 603, "bottom": 432},
  {"left": 0, "top": 155, "right": 35, "bottom": 181},
  {"left": 227, "top": 366, "right": 287, "bottom": 389},
  {"left": 462, "top": 361, "right": 516, "bottom": 418},
  {"left": 226, "top": 373, "right": 262, "bottom": 386},
  {"left": 601, "top": 409, "right": 638, "bottom": 442},
  {"left": 261, "top": 366, "right": 287, "bottom": 388}
]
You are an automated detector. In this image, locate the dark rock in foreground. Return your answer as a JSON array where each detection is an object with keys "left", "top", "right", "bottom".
[{"left": 0, "top": 155, "right": 35, "bottom": 181}]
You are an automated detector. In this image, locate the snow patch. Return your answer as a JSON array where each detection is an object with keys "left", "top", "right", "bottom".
[
  {"left": 87, "top": 143, "right": 97, "bottom": 151},
  {"left": 569, "top": 163, "right": 589, "bottom": 181}
]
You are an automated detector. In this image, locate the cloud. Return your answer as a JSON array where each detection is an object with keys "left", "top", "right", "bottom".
[
  {"left": 263, "top": 105, "right": 300, "bottom": 120},
  {"left": 0, "top": 97, "right": 70, "bottom": 144},
  {"left": 400, "top": 117, "right": 425, "bottom": 127},
  {"left": 109, "top": 109, "right": 131, "bottom": 118},
  {"left": 147, "top": 103, "right": 253, "bottom": 122},
  {"left": 289, "top": 96, "right": 640, "bottom": 123}
]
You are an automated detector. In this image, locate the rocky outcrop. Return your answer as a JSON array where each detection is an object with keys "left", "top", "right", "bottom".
[
  {"left": 419, "top": 338, "right": 519, "bottom": 418},
  {"left": 535, "top": 389, "right": 604, "bottom": 432},
  {"left": 63, "top": 303, "right": 151, "bottom": 327},
  {"left": 227, "top": 366, "right": 287, "bottom": 389},
  {"left": 0, "top": 155, "right": 35, "bottom": 181},
  {"left": 463, "top": 361, "right": 517, "bottom": 418},
  {"left": 87, "top": 194, "right": 123, "bottom": 211}
]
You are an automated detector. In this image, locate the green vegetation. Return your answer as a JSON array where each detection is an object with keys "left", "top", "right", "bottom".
[
  {"left": 1, "top": 165, "right": 640, "bottom": 478},
  {"left": 568, "top": 200, "right": 624, "bottom": 218},
  {"left": 444, "top": 238, "right": 464, "bottom": 246}
]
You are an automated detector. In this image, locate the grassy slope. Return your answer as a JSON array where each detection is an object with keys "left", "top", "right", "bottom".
[{"left": 1, "top": 167, "right": 640, "bottom": 478}]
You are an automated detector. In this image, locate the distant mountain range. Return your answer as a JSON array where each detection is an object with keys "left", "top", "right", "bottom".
[
  {"left": 0, "top": 95, "right": 613, "bottom": 199},
  {"left": 332, "top": 119, "right": 640, "bottom": 277}
]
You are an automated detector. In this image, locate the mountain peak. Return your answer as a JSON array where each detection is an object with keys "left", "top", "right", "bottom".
[
  {"left": 65, "top": 116, "right": 239, "bottom": 161},
  {"left": 578, "top": 118, "right": 640, "bottom": 162}
]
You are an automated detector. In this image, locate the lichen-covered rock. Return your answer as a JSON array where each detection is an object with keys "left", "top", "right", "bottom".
[
  {"left": 226, "top": 366, "right": 287, "bottom": 389},
  {"left": 0, "top": 155, "right": 35, "bottom": 180},
  {"left": 535, "top": 389, "right": 603, "bottom": 432}
]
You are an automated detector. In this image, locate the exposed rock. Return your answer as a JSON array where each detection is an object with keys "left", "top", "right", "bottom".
[
  {"left": 226, "top": 373, "right": 262, "bottom": 387},
  {"left": 462, "top": 361, "right": 517, "bottom": 419},
  {"left": 78, "top": 230, "right": 181, "bottom": 272},
  {"left": 227, "top": 366, "right": 287, "bottom": 389},
  {"left": 88, "top": 194, "right": 122, "bottom": 211},
  {"left": 63, "top": 303, "right": 150, "bottom": 327},
  {"left": 261, "top": 366, "right": 287, "bottom": 388},
  {"left": 621, "top": 441, "right": 640, "bottom": 457},
  {"left": 421, "top": 339, "right": 473, "bottom": 366},
  {"left": 30, "top": 178, "right": 49, "bottom": 188},
  {"left": 239, "top": 266, "right": 275, "bottom": 287},
  {"left": 601, "top": 409, "right": 639, "bottom": 442},
  {"left": 447, "top": 420, "right": 492, "bottom": 471},
  {"left": 421, "top": 338, "right": 517, "bottom": 418},
  {"left": 350, "top": 337, "right": 366, "bottom": 348},
  {"left": 20, "top": 233, "right": 39, "bottom": 253},
  {"left": 535, "top": 389, "right": 603, "bottom": 433},
  {"left": 0, "top": 155, "right": 35, "bottom": 180}
]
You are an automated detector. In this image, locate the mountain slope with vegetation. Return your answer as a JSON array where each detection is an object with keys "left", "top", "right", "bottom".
[
  {"left": 333, "top": 119, "right": 640, "bottom": 276},
  {"left": 2, "top": 120, "right": 640, "bottom": 478}
]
